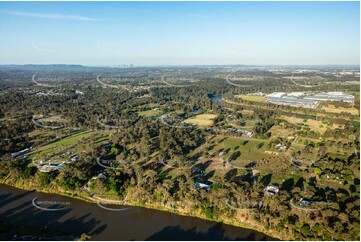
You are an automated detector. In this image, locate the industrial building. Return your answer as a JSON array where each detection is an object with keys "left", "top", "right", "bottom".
[
  {"left": 303, "top": 92, "right": 354, "bottom": 103},
  {"left": 267, "top": 97, "right": 319, "bottom": 109},
  {"left": 266, "top": 92, "right": 286, "bottom": 98},
  {"left": 287, "top": 92, "right": 306, "bottom": 97},
  {"left": 264, "top": 91, "right": 354, "bottom": 108}
]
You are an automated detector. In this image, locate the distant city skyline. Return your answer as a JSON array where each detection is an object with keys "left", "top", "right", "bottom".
[{"left": 0, "top": 1, "right": 359, "bottom": 65}]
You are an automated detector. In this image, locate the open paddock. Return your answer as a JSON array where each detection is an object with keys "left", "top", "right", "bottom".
[
  {"left": 235, "top": 95, "right": 266, "bottom": 103},
  {"left": 321, "top": 104, "right": 359, "bottom": 115},
  {"left": 184, "top": 114, "right": 217, "bottom": 127}
]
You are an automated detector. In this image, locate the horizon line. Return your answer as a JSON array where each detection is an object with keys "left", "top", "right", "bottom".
[{"left": 0, "top": 63, "right": 359, "bottom": 67}]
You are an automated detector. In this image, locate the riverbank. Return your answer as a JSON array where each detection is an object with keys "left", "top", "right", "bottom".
[{"left": 0, "top": 179, "right": 285, "bottom": 240}]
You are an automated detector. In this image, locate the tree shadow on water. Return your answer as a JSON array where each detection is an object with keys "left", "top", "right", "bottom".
[
  {"left": 0, "top": 190, "right": 35, "bottom": 208},
  {"left": 0, "top": 191, "right": 107, "bottom": 239},
  {"left": 145, "top": 223, "right": 275, "bottom": 241}
]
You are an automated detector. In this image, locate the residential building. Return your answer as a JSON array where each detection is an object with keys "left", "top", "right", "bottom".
[{"left": 265, "top": 185, "right": 279, "bottom": 196}]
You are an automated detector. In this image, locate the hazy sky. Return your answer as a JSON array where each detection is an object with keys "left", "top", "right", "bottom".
[{"left": 0, "top": 1, "right": 359, "bottom": 66}]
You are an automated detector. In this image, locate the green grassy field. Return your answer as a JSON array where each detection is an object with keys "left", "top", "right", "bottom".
[
  {"left": 228, "top": 120, "right": 257, "bottom": 130},
  {"left": 207, "top": 136, "right": 272, "bottom": 161},
  {"left": 38, "top": 115, "right": 66, "bottom": 123},
  {"left": 267, "top": 125, "right": 294, "bottom": 138},
  {"left": 279, "top": 115, "right": 330, "bottom": 134},
  {"left": 235, "top": 95, "right": 266, "bottom": 103},
  {"left": 29, "top": 130, "right": 99, "bottom": 159},
  {"left": 184, "top": 114, "right": 217, "bottom": 127},
  {"left": 238, "top": 109, "right": 254, "bottom": 116},
  {"left": 138, "top": 109, "right": 162, "bottom": 117}
]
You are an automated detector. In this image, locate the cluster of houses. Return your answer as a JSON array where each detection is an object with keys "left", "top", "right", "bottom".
[
  {"left": 227, "top": 127, "right": 253, "bottom": 138},
  {"left": 38, "top": 162, "right": 67, "bottom": 173},
  {"left": 37, "top": 153, "right": 80, "bottom": 173},
  {"left": 8, "top": 147, "right": 80, "bottom": 173},
  {"left": 34, "top": 90, "right": 61, "bottom": 96},
  {"left": 194, "top": 181, "right": 314, "bottom": 208}
]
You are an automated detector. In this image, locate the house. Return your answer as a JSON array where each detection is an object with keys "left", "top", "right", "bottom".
[
  {"left": 97, "top": 172, "right": 108, "bottom": 180},
  {"left": 195, "top": 182, "right": 211, "bottom": 191},
  {"left": 38, "top": 163, "right": 65, "bottom": 173},
  {"left": 38, "top": 165, "right": 56, "bottom": 172},
  {"left": 70, "top": 154, "right": 80, "bottom": 162},
  {"left": 11, "top": 147, "right": 32, "bottom": 158},
  {"left": 75, "top": 90, "right": 84, "bottom": 95},
  {"left": 227, "top": 127, "right": 237, "bottom": 132},
  {"left": 275, "top": 143, "right": 286, "bottom": 151},
  {"left": 227, "top": 127, "right": 253, "bottom": 138},
  {"left": 299, "top": 198, "right": 312, "bottom": 207},
  {"left": 237, "top": 129, "right": 253, "bottom": 138},
  {"left": 265, "top": 185, "right": 279, "bottom": 196},
  {"left": 321, "top": 173, "right": 330, "bottom": 179}
]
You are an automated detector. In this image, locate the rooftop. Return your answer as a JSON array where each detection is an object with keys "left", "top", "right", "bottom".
[{"left": 268, "top": 97, "right": 317, "bottom": 104}]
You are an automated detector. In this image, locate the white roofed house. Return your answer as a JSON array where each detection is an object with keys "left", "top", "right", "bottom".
[
  {"left": 265, "top": 185, "right": 279, "bottom": 196},
  {"left": 275, "top": 143, "right": 286, "bottom": 151},
  {"left": 38, "top": 163, "right": 66, "bottom": 173},
  {"left": 11, "top": 147, "right": 32, "bottom": 158},
  {"left": 195, "top": 181, "right": 211, "bottom": 191},
  {"left": 70, "top": 154, "right": 80, "bottom": 162},
  {"left": 236, "top": 129, "right": 253, "bottom": 138},
  {"left": 299, "top": 198, "right": 312, "bottom": 207}
]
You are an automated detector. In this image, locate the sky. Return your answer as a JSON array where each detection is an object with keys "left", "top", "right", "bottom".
[{"left": 0, "top": 1, "right": 359, "bottom": 66}]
